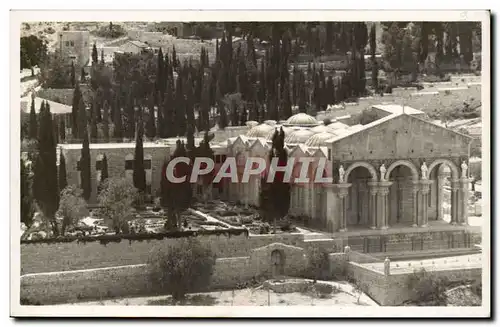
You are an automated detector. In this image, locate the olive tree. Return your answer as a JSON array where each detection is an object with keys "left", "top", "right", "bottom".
[
  {"left": 57, "top": 185, "right": 89, "bottom": 235},
  {"left": 96, "top": 177, "right": 138, "bottom": 234},
  {"left": 148, "top": 238, "right": 216, "bottom": 302}
]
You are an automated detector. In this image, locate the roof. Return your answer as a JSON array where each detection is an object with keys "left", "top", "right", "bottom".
[
  {"left": 325, "top": 113, "right": 473, "bottom": 145},
  {"left": 372, "top": 104, "right": 424, "bottom": 116},
  {"left": 21, "top": 96, "right": 72, "bottom": 115},
  {"left": 284, "top": 113, "right": 319, "bottom": 127},
  {"left": 128, "top": 40, "right": 149, "bottom": 48}
]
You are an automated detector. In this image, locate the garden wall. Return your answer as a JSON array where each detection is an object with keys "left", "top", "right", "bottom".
[
  {"left": 21, "top": 242, "right": 312, "bottom": 304},
  {"left": 21, "top": 233, "right": 315, "bottom": 274},
  {"left": 346, "top": 261, "right": 482, "bottom": 306}
]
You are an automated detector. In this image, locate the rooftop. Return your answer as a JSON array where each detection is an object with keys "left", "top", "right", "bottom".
[
  {"left": 21, "top": 96, "right": 72, "bottom": 115},
  {"left": 371, "top": 104, "right": 424, "bottom": 116}
]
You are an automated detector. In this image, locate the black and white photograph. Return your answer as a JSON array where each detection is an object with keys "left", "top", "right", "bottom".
[{"left": 10, "top": 10, "right": 490, "bottom": 318}]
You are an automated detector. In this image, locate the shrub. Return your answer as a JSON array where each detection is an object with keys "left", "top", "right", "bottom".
[
  {"left": 307, "top": 248, "right": 331, "bottom": 282},
  {"left": 148, "top": 238, "right": 216, "bottom": 301},
  {"left": 406, "top": 268, "right": 450, "bottom": 305}
]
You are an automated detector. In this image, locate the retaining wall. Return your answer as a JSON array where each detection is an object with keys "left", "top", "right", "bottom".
[{"left": 21, "top": 233, "right": 311, "bottom": 274}]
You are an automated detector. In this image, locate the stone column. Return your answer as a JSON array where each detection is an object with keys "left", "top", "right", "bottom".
[
  {"left": 378, "top": 181, "right": 392, "bottom": 229},
  {"left": 419, "top": 180, "right": 432, "bottom": 227},
  {"left": 325, "top": 185, "right": 336, "bottom": 233},
  {"left": 411, "top": 182, "right": 419, "bottom": 227},
  {"left": 337, "top": 183, "right": 351, "bottom": 232},
  {"left": 367, "top": 182, "right": 378, "bottom": 229},
  {"left": 397, "top": 178, "right": 404, "bottom": 223},
  {"left": 460, "top": 178, "right": 472, "bottom": 225},
  {"left": 437, "top": 174, "right": 445, "bottom": 220},
  {"left": 450, "top": 180, "right": 460, "bottom": 225}
]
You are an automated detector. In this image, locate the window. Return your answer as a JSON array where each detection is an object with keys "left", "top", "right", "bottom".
[
  {"left": 144, "top": 159, "right": 152, "bottom": 170},
  {"left": 70, "top": 40, "right": 74, "bottom": 47},
  {"left": 85, "top": 41, "right": 88, "bottom": 47},
  {"left": 96, "top": 160, "right": 103, "bottom": 171},
  {"left": 125, "top": 160, "right": 134, "bottom": 170},
  {"left": 328, "top": 149, "right": 332, "bottom": 161},
  {"left": 76, "top": 160, "right": 81, "bottom": 171},
  {"left": 65, "top": 41, "right": 70, "bottom": 47}
]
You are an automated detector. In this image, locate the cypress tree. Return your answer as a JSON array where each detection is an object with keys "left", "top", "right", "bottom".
[
  {"left": 59, "top": 118, "right": 66, "bottom": 142},
  {"left": 172, "top": 45, "right": 177, "bottom": 70},
  {"left": 112, "top": 97, "right": 123, "bottom": 140},
  {"left": 100, "top": 49, "right": 105, "bottom": 65},
  {"left": 21, "top": 158, "right": 34, "bottom": 228},
  {"left": 239, "top": 104, "right": 248, "bottom": 126},
  {"left": 70, "top": 61, "right": 76, "bottom": 87},
  {"left": 28, "top": 97, "right": 37, "bottom": 139},
  {"left": 370, "top": 24, "right": 378, "bottom": 90},
  {"left": 80, "top": 67, "right": 86, "bottom": 83},
  {"left": 58, "top": 150, "right": 67, "bottom": 193},
  {"left": 175, "top": 73, "right": 186, "bottom": 136},
  {"left": 199, "top": 78, "right": 210, "bottom": 132},
  {"left": 156, "top": 47, "right": 164, "bottom": 104},
  {"left": 92, "top": 43, "right": 98, "bottom": 65},
  {"left": 101, "top": 154, "right": 108, "bottom": 182},
  {"left": 71, "top": 83, "right": 82, "bottom": 138},
  {"left": 298, "top": 71, "right": 307, "bottom": 113},
  {"left": 33, "top": 100, "right": 59, "bottom": 235},
  {"left": 281, "top": 80, "right": 293, "bottom": 119},
  {"left": 163, "top": 79, "right": 176, "bottom": 137},
  {"left": 98, "top": 154, "right": 109, "bottom": 194},
  {"left": 102, "top": 100, "right": 109, "bottom": 141},
  {"left": 133, "top": 116, "right": 146, "bottom": 193},
  {"left": 145, "top": 95, "right": 156, "bottom": 139},
  {"left": 89, "top": 99, "right": 98, "bottom": 142},
  {"left": 126, "top": 93, "right": 136, "bottom": 139},
  {"left": 53, "top": 116, "right": 59, "bottom": 144},
  {"left": 80, "top": 125, "right": 91, "bottom": 201}
]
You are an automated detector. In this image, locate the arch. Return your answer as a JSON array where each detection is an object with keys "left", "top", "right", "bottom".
[
  {"left": 427, "top": 158, "right": 459, "bottom": 180},
  {"left": 385, "top": 160, "right": 419, "bottom": 182},
  {"left": 344, "top": 161, "right": 378, "bottom": 182},
  {"left": 271, "top": 249, "right": 285, "bottom": 276}
]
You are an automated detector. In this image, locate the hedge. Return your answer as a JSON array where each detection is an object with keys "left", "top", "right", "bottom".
[{"left": 21, "top": 228, "right": 249, "bottom": 246}]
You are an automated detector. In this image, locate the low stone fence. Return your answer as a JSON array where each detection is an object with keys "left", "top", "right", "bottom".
[
  {"left": 344, "top": 245, "right": 482, "bottom": 305},
  {"left": 21, "top": 233, "right": 313, "bottom": 275},
  {"left": 21, "top": 242, "right": 311, "bottom": 304}
]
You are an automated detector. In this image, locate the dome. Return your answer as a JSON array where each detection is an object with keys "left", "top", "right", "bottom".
[
  {"left": 327, "top": 121, "right": 350, "bottom": 130},
  {"left": 284, "top": 129, "right": 315, "bottom": 145},
  {"left": 246, "top": 123, "right": 275, "bottom": 138},
  {"left": 263, "top": 120, "right": 277, "bottom": 127},
  {"left": 305, "top": 132, "right": 335, "bottom": 147},
  {"left": 246, "top": 121, "right": 259, "bottom": 128},
  {"left": 285, "top": 113, "right": 319, "bottom": 127},
  {"left": 310, "top": 124, "right": 333, "bottom": 133}
]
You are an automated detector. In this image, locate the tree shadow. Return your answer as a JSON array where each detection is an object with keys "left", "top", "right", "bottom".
[{"left": 147, "top": 294, "right": 218, "bottom": 306}]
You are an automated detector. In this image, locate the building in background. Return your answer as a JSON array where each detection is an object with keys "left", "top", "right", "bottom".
[{"left": 56, "top": 30, "right": 90, "bottom": 67}]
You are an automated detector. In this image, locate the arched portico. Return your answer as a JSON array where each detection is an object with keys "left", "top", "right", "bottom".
[
  {"left": 384, "top": 162, "right": 419, "bottom": 228},
  {"left": 384, "top": 160, "right": 419, "bottom": 182},
  {"left": 425, "top": 158, "right": 466, "bottom": 226},
  {"left": 344, "top": 161, "right": 378, "bottom": 182}
]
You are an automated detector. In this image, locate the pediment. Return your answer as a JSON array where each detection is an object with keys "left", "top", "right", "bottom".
[{"left": 331, "top": 114, "right": 472, "bottom": 161}]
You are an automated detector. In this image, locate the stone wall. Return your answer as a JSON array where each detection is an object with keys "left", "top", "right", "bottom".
[
  {"left": 344, "top": 230, "right": 476, "bottom": 254},
  {"left": 21, "top": 241, "right": 314, "bottom": 304},
  {"left": 346, "top": 261, "right": 482, "bottom": 306},
  {"left": 60, "top": 143, "right": 170, "bottom": 203},
  {"left": 21, "top": 233, "right": 311, "bottom": 274}
]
